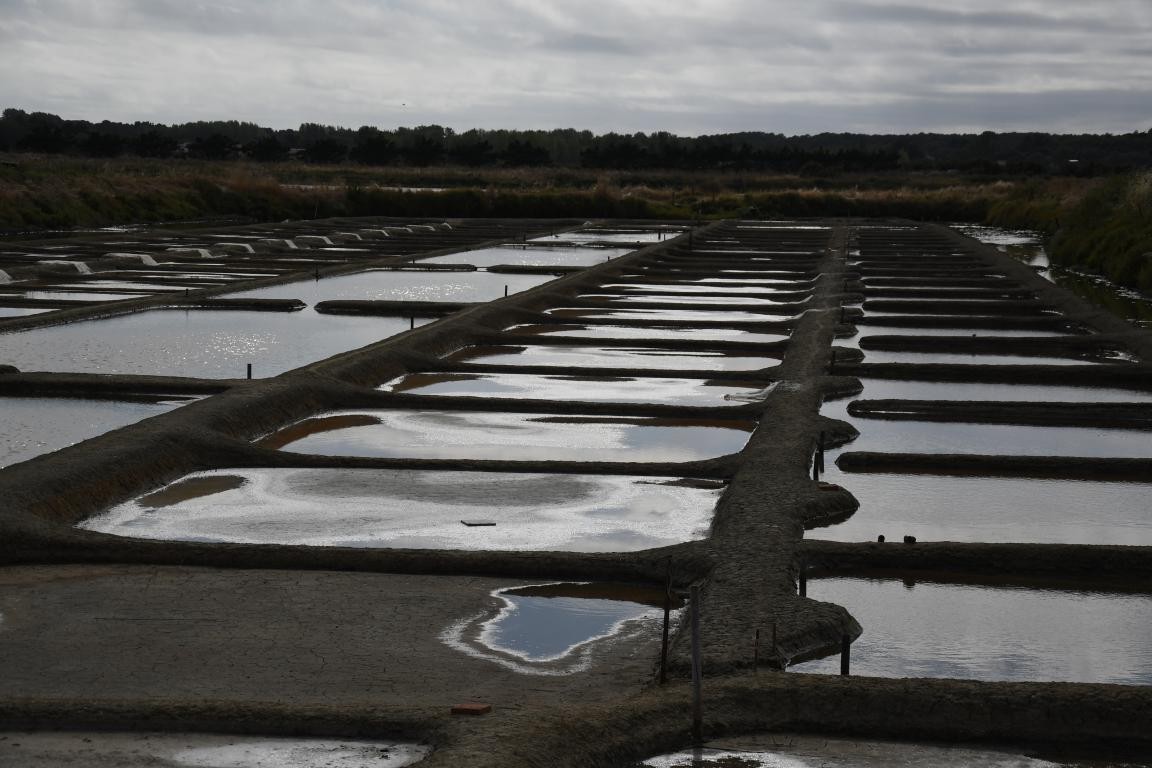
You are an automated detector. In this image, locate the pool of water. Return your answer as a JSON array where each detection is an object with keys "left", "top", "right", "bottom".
[
  {"left": 825, "top": 378, "right": 1152, "bottom": 407},
  {"left": 263, "top": 410, "right": 753, "bottom": 462},
  {"left": 9, "top": 290, "right": 150, "bottom": 301},
  {"left": 0, "top": 307, "right": 52, "bottom": 318},
  {"left": 445, "top": 345, "right": 777, "bottom": 371},
  {"left": 420, "top": 245, "right": 630, "bottom": 268},
  {"left": 859, "top": 350, "right": 1124, "bottom": 366},
  {"left": 81, "top": 468, "right": 722, "bottom": 551},
  {"left": 579, "top": 293, "right": 801, "bottom": 306},
  {"left": 644, "top": 733, "right": 1107, "bottom": 768},
  {"left": 548, "top": 307, "right": 793, "bottom": 323},
  {"left": 598, "top": 282, "right": 801, "bottom": 295},
  {"left": 507, "top": 324, "right": 790, "bottom": 344},
  {"left": 795, "top": 578, "right": 1152, "bottom": 685},
  {"left": 811, "top": 468, "right": 1152, "bottom": 545},
  {"left": 0, "top": 397, "right": 189, "bottom": 468},
  {"left": 384, "top": 372, "right": 767, "bottom": 406},
  {"left": 535, "top": 229, "right": 677, "bottom": 244},
  {"left": 226, "top": 268, "right": 554, "bottom": 304},
  {"left": 0, "top": 732, "right": 428, "bottom": 768},
  {"left": 840, "top": 329, "right": 1072, "bottom": 351},
  {"left": 0, "top": 309, "right": 422, "bottom": 378}
]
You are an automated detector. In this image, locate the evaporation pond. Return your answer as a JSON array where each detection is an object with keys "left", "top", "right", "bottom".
[
  {"left": 811, "top": 470, "right": 1152, "bottom": 546},
  {"left": 549, "top": 307, "right": 792, "bottom": 323},
  {"left": 600, "top": 282, "right": 802, "bottom": 295},
  {"left": 0, "top": 309, "right": 420, "bottom": 377},
  {"left": 226, "top": 268, "right": 554, "bottom": 303},
  {"left": 478, "top": 583, "right": 669, "bottom": 662},
  {"left": 261, "top": 410, "right": 753, "bottom": 462},
  {"left": 80, "top": 469, "right": 723, "bottom": 551},
  {"left": 535, "top": 229, "right": 677, "bottom": 244},
  {"left": 860, "top": 350, "right": 1124, "bottom": 366},
  {"left": 839, "top": 328, "right": 1072, "bottom": 350},
  {"left": 795, "top": 578, "right": 1152, "bottom": 685},
  {"left": 385, "top": 372, "right": 768, "bottom": 406},
  {"left": 446, "top": 344, "right": 777, "bottom": 371},
  {"left": 824, "top": 378, "right": 1152, "bottom": 411},
  {"left": 1, "top": 397, "right": 188, "bottom": 469},
  {"left": 580, "top": 292, "right": 800, "bottom": 306},
  {"left": 507, "top": 323, "right": 789, "bottom": 344},
  {"left": 420, "top": 245, "right": 630, "bottom": 267},
  {"left": 0, "top": 731, "right": 428, "bottom": 768},
  {"left": 0, "top": 307, "right": 52, "bottom": 318},
  {"left": 645, "top": 733, "right": 1099, "bottom": 768}
]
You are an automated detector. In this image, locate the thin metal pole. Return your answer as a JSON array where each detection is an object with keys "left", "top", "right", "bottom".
[{"left": 690, "top": 583, "right": 703, "bottom": 746}]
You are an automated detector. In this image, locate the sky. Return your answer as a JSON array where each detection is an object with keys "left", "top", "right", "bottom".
[{"left": 2, "top": 0, "right": 1150, "bottom": 136}]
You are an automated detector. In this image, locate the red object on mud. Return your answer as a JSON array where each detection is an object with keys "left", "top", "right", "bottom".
[{"left": 451, "top": 703, "right": 493, "bottom": 716}]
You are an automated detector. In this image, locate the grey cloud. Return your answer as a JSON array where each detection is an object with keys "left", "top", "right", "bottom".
[{"left": 827, "top": 1, "right": 1131, "bottom": 34}]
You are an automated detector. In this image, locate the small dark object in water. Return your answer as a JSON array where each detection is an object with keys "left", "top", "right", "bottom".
[
  {"left": 903, "top": 535, "right": 917, "bottom": 544},
  {"left": 877, "top": 535, "right": 886, "bottom": 543},
  {"left": 461, "top": 520, "right": 496, "bottom": 527}
]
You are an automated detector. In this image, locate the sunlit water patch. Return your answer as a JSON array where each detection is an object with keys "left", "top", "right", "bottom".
[
  {"left": 860, "top": 350, "right": 1129, "bottom": 366},
  {"left": 506, "top": 324, "right": 790, "bottom": 345},
  {"left": 794, "top": 578, "right": 1152, "bottom": 685},
  {"left": 81, "top": 468, "right": 723, "bottom": 551},
  {"left": 262, "top": 410, "right": 753, "bottom": 462},
  {"left": 1, "top": 397, "right": 190, "bottom": 468},
  {"left": 384, "top": 372, "right": 768, "bottom": 406},
  {"left": 0, "top": 309, "right": 421, "bottom": 378},
  {"left": 548, "top": 307, "right": 793, "bottom": 323},
  {"left": 0, "top": 731, "right": 428, "bottom": 768},
  {"left": 446, "top": 344, "right": 777, "bottom": 372},
  {"left": 420, "top": 244, "right": 631, "bottom": 267},
  {"left": 0, "top": 307, "right": 52, "bottom": 318},
  {"left": 226, "top": 268, "right": 554, "bottom": 303},
  {"left": 443, "top": 582, "right": 675, "bottom": 675}
]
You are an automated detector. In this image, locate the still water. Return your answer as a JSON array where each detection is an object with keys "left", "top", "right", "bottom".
[
  {"left": 419, "top": 244, "right": 631, "bottom": 267},
  {"left": 506, "top": 324, "right": 790, "bottom": 345},
  {"left": 795, "top": 578, "right": 1152, "bottom": 685},
  {"left": 263, "top": 409, "right": 753, "bottom": 463},
  {"left": 81, "top": 468, "right": 722, "bottom": 551},
  {"left": 226, "top": 268, "right": 553, "bottom": 303},
  {"left": 445, "top": 344, "right": 778, "bottom": 371}
]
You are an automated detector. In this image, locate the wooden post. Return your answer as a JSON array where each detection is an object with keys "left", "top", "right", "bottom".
[
  {"left": 504, "top": 284, "right": 509, "bottom": 297},
  {"left": 753, "top": 628, "right": 760, "bottom": 674},
  {"left": 410, "top": 316, "right": 415, "bottom": 329},
  {"left": 246, "top": 363, "right": 252, "bottom": 380},
  {"left": 799, "top": 561, "right": 807, "bottom": 597},
  {"left": 819, "top": 431, "right": 826, "bottom": 474},
  {"left": 840, "top": 634, "right": 851, "bottom": 676},
  {"left": 690, "top": 583, "right": 703, "bottom": 746},
  {"left": 659, "top": 559, "right": 672, "bottom": 685}
]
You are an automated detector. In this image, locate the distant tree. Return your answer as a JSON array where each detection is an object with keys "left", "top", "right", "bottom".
[
  {"left": 404, "top": 134, "right": 444, "bottom": 167},
  {"left": 303, "top": 138, "right": 347, "bottom": 164},
  {"left": 19, "top": 112, "right": 71, "bottom": 153},
  {"left": 501, "top": 139, "right": 551, "bottom": 167},
  {"left": 188, "top": 133, "right": 237, "bottom": 160},
  {"left": 349, "top": 127, "right": 396, "bottom": 165},
  {"left": 448, "top": 138, "right": 494, "bottom": 167},
  {"left": 245, "top": 134, "right": 288, "bottom": 162},
  {"left": 132, "top": 130, "right": 178, "bottom": 158},
  {"left": 82, "top": 131, "right": 126, "bottom": 157}
]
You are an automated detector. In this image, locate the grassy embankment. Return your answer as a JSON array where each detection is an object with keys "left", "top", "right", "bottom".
[{"left": 2, "top": 154, "right": 1149, "bottom": 292}]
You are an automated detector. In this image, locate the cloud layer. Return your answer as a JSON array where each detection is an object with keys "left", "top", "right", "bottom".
[{"left": 2, "top": 0, "right": 1150, "bottom": 134}]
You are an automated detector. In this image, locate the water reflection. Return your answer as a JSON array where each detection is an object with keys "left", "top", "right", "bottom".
[
  {"left": 420, "top": 244, "right": 631, "bottom": 267},
  {"left": 548, "top": 307, "right": 792, "bottom": 323},
  {"left": 507, "top": 324, "right": 790, "bottom": 344},
  {"left": 795, "top": 578, "right": 1152, "bottom": 685},
  {"left": 81, "top": 469, "right": 722, "bottom": 551},
  {"left": 1, "top": 397, "right": 189, "bottom": 468},
  {"left": 226, "top": 268, "right": 553, "bottom": 303},
  {"left": 446, "top": 344, "right": 777, "bottom": 371},
  {"left": 264, "top": 410, "right": 754, "bottom": 463}
]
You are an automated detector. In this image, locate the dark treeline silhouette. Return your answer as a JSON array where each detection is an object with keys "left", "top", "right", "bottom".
[{"left": 2, "top": 108, "right": 1150, "bottom": 174}]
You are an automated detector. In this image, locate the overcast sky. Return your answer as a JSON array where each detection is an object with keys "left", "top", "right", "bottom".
[{"left": 2, "top": 0, "right": 1150, "bottom": 135}]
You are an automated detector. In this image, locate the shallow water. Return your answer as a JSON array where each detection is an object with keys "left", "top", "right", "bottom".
[
  {"left": 825, "top": 378, "right": 1152, "bottom": 407},
  {"left": 534, "top": 229, "right": 677, "bottom": 244},
  {"left": 81, "top": 468, "right": 722, "bottom": 551},
  {"left": 645, "top": 733, "right": 1092, "bottom": 768},
  {"left": 384, "top": 372, "right": 768, "bottom": 406},
  {"left": 859, "top": 350, "right": 1122, "bottom": 366},
  {"left": 579, "top": 293, "right": 800, "bottom": 306},
  {"left": 795, "top": 578, "right": 1152, "bottom": 685},
  {"left": 0, "top": 731, "right": 428, "bottom": 768},
  {"left": 0, "top": 397, "right": 188, "bottom": 468},
  {"left": 506, "top": 324, "right": 789, "bottom": 344},
  {"left": 0, "top": 309, "right": 421, "bottom": 378},
  {"left": 480, "top": 583, "right": 665, "bottom": 661},
  {"left": 0, "top": 306, "right": 52, "bottom": 318},
  {"left": 599, "top": 282, "right": 801, "bottom": 294},
  {"left": 811, "top": 469, "right": 1152, "bottom": 545},
  {"left": 548, "top": 307, "right": 792, "bottom": 323},
  {"left": 12, "top": 290, "right": 150, "bottom": 301},
  {"left": 446, "top": 344, "right": 777, "bottom": 371},
  {"left": 420, "top": 244, "right": 631, "bottom": 267},
  {"left": 226, "top": 268, "right": 554, "bottom": 303},
  {"left": 265, "top": 410, "right": 753, "bottom": 462}
]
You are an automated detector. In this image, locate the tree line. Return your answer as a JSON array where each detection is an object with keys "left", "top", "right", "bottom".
[{"left": 2, "top": 107, "right": 1150, "bottom": 175}]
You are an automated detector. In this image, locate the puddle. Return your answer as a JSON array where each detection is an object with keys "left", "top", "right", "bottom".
[
  {"left": 0, "top": 731, "right": 428, "bottom": 768},
  {"left": 443, "top": 582, "right": 674, "bottom": 675},
  {"left": 795, "top": 578, "right": 1152, "bottom": 685},
  {"left": 507, "top": 324, "right": 789, "bottom": 344},
  {"left": 0, "top": 307, "right": 52, "bottom": 318},
  {"left": 548, "top": 307, "right": 792, "bottom": 323},
  {"left": 226, "top": 268, "right": 554, "bottom": 303},
  {"left": 445, "top": 344, "right": 776, "bottom": 371},
  {"left": 261, "top": 410, "right": 753, "bottom": 462},
  {"left": 825, "top": 378, "right": 1152, "bottom": 406},
  {"left": 0, "top": 309, "right": 423, "bottom": 378},
  {"left": 811, "top": 470, "right": 1152, "bottom": 545},
  {"left": 0, "top": 397, "right": 188, "bottom": 468},
  {"left": 644, "top": 733, "right": 1104, "bottom": 767},
  {"left": 860, "top": 350, "right": 1126, "bottom": 366},
  {"left": 384, "top": 372, "right": 768, "bottom": 406},
  {"left": 81, "top": 469, "right": 723, "bottom": 551},
  {"left": 420, "top": 245, "right": 631, "bottom": 267}
]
